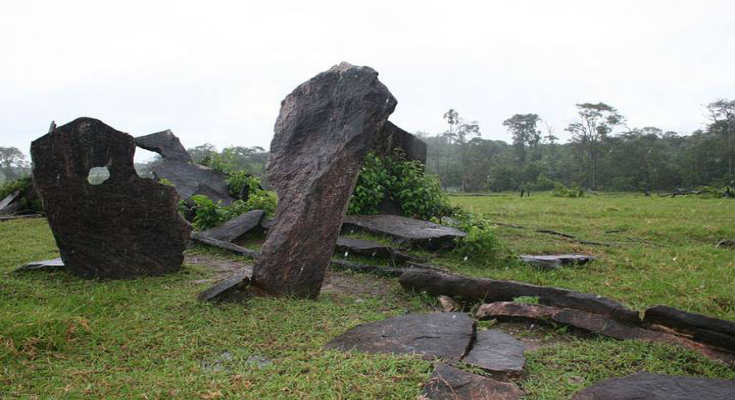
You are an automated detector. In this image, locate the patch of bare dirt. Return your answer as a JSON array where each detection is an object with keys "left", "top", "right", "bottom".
[{"left": 186, "top": 253, "right": 404, "bottom": 301}]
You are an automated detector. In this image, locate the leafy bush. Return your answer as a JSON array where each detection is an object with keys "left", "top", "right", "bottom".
[
  {"left": 226, "top": 170, "right": 262, "bottom": 199},
  {"left": 348, "top": 152, "right": 451, "bottom": 219},
  {"left": 552, "top": 182, "right": 584, "bottom": 198},
  {"left": 451, "top": 213, "right": 502, "bottom": 265},
  {"left": 0, "top": 177, "right": 32, "bottom": 200},
  {"left": 187, "top": 191, "right": 277, "bottom": 231}
]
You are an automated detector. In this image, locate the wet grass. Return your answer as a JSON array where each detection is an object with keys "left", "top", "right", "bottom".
[{"left": 1, "top": 192, "right": 733, "bottom": 399}]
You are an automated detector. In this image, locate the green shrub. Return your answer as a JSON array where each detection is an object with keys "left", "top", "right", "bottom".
[
  {"left": 226, "top": 170, "right": 262, "bottom": 199},
  {"left": 348, "top": 152, "right": 451, "bottom": 219},
  {"left": 0, "top": 177, "right": 32, "bottom": 200},
  {"left": 0, "top": 177, "right": 42, "bottom": 213},
  {"left": 451, "top": 213, "right": 502, "bottom": 265},
  {"left": 552, "top": 182, "right": 584, "bottom": 198},
  {"left": 188, "top": 195, "right": 228, "bottom": 230}
]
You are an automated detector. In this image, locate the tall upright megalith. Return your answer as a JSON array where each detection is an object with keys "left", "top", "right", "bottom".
[
  {"left": 31, "top": 117, "right": 191, "bottom": 279},
  {"left": 253, "top": 62, "right": 397, "bottom": 298}
]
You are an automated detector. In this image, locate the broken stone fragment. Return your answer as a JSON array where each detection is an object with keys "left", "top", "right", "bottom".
[
  {"left": 643, "top": 305, "right": 735, "bottom": 350},
  {"left": 325, "top": 312, "right": 473, "bottom": 361},
  {"left": 14, "top": 257, "right": 65, "bottom": 272},
  {"left": 341, "top": 214, "right": 466, "bottom": 250},
  {"left": 462, "top": 329, "right": 525, "bottom": 375},
  {"left": 135, "top": 129, "right": 192, "bottom": 162},
  {"left": 476, "top": 301, "right": 735, "bottom": 364},
  {"left": 335, "top": 236, "right": 423, "bottom": 264},
  {"left": 422, "top": 364, "right": 523, "bottom": 400},
  {"left": 197, "top": 268, "right": 252, "bottom": 302},
  {"left": 373, "top": 121, "right": 427, "bottom": 165},
  {"left": 252, "top": 62, "right": 397, "bottom": 298},
  {"left": 400, "top": 269, "right": 640, "bottom": 324},
  {"left": 571, "top": 372, "right": 733, "bottom": 400},
  {"left": 200, "top": 209, "right": 265, "bottom": 242},
  {"left": 519, "top": 254, "right": 595, "bottom": 270},
  {"left": 30, "top": 117, "right": 191, "bottom": 279},
  {"left": 438, "top": 295, "right": 461, "bottom": 312},
  {"left": 135, "top": 129, "right": 234, "bottom": 205}
]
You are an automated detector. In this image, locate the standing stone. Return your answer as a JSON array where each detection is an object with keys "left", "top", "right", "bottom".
[
  {"left": 31, "top": 117, "right": 191, "bottom": 279},
  {"left": 252, "top": 62, "right": 397, "bottom": 298}
]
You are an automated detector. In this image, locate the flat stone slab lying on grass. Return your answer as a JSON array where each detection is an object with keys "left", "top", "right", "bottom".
[
  {"left": 200, "top": 210, "right": 265, "bottom": 242},
  {"left": 15, "top": 257, "right": 65, "bottom": 272},
  {"left": 475, "top": 302, "right": 735, "bottom": 364},
  {"left": 335, "top": 237, "right": 422, "bottom": 264},
  {"left": 519, "top": 254, "right": 595, "bottom": 270},
  {"left": 399, "top": 269, "right": 640, "bottom": 324},
  {"left": 325, "top": 312, "right": 473, "bottom": 361},
  {"left": 423, "top": 364, "right": 523, "bottom": 400},
  {"left": 643, "top": 305, "right": 735, "bottom": 350},
  {"left": 197, "top": 268, "right": 252, "bottom": 302},
  {"left": 462, "top": 329, "right": 525, "bottom": 374},
  {"left": 571, "top": 372, "right": 734, "bottom": 400},
  {"left": 341, "top": 214, "right": 466, "bottom": 250}
]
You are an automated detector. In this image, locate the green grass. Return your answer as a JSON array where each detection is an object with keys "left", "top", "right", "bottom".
[
  {"left": 444, "top": 192, "right": 734, "bottom": 319},
  {"left": 1, "top": 192, "right": 733, "bottom": 399}
]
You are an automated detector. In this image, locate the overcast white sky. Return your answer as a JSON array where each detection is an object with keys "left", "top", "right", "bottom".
[{"left": 1, "top": 0, "right": 733, "bottom": 161}]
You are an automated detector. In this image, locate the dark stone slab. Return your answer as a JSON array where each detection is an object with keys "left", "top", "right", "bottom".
[
  {"left": 201, "top": 210, "right": 265, "bottom": 242},
  {"left": 476, "top": 302, "right": 735, "bottom": 364},
  {"left": 400, "top": 269, "right": 640, "bottom": 325},
  {"left": 571, "top": 372, "right": 734, "bottom": 400},
  {"left": 30, "top": 117, "right": 191, "bottom": 279},
  {"left": 135, "top": 129, "right": 192, "bottom": 162},
  {"left": 190, "top": 231, "right": 259, "bottom": 259},
  {"left": 151, "top": 160, "right": 234, "bottom": 205},
  {"left": 423, "top": 364, "right": 523, "bottom": 400},
  {"left": 463, "top": 329, "right": 525, "bottom": 374},
  {"left": 14, "top": 257, "right": 65, "bottom": 272},
  {"left": 643, "top": 305, "right": 735, "bottom": 350},
  {"left": 341, "top": 214, "right": 466, "bottom": 250},
  {"left": 197, "top": 268, "right": 252, "bottom": 302},
  {"left": 252, "top": 62, "right": 396, "bottom": 298},
  {"left": 519, "top": 254, "right": 595, "bottom": 270},
  {"left": 0, "top": 190, "right": 20, "bottom": 215},
  {"left": 325, "top": 312, "right": 474, "bottom": 361},
  {"left": 335, "top": 236, "right": 423, "bottom": 264},
  {"left": 329, "top": 259, "right": 407, "bottom": 278},
  {"left": 374, "top": 121, "right": 427, "bottom": 164}
]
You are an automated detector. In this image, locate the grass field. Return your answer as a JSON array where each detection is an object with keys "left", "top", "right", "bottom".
[{"left": 1, "top": 192, "right": 733, "bottom": 399}]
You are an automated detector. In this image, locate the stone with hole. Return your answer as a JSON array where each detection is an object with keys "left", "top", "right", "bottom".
[{"left": 30, "top": 117, "right": 191, "bottom": 278}]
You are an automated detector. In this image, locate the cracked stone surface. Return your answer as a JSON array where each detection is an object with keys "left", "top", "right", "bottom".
[
  {"left": 325, "top": 312, "right": 473, "bottom": 361},
  {"left": 462, "top": 329, "right": 525, "bottom": 374},
  {"left": 423, "top": 364, "right": 523, "bottom": 400}
]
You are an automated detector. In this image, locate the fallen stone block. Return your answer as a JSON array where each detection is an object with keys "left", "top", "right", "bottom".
[
  {"left": 135, "top": 129, "right": 234, "bottom": 205},
  {"left": 422, "top": 363, "right": 523, "bottom": 400},
  {"left": 325, "top": 312, "right": 473, "bottom": 361},
  {"left": 200, "top": 209, "right": 265, "bottom": 242},
  {"left": 399, "top": 269, "right": 640, "bottom": 324},
  {"left": 341, "top": 214, "right": 466, "bottom": 250},
  {"left": 462, "top": 329, "right": 525, "bottom": 375},
  {"left": 30, "top": 117, "right": 191, "bottom": 279},
  {"left": 15, "top": 257, "right": 65, "bottom": 272},
  {"left": 253, "top": 62, "right": 397, "bottom": 298},
  {"left": 335, "top": 236, "right": 424, "bottom": 264},
  {"left": 476, "top": 302, "right": 735, "bottom": 364},
  {"left": 190, "top": 231, "right": 259, "bottom": 259},
  {"left": 197, "top": 268, "right": 252, "bottom": 302},
  {"left": 571, "top": 372, "right": 734, "bottom": 400},
  {"left": 643, "top": 305, "right": 735, "bottom": 351},
  {"left": 519, "top": 254, "right": 595, "bottom": 270}
]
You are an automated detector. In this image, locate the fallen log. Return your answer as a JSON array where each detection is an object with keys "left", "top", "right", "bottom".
[
  {"left": 477, "top": 302, "right": 734, "bottom": 365},
  {"left": 399, "top": 269, "right": 640, "bottom": 324}
]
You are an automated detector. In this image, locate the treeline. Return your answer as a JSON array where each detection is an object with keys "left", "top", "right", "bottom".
[{"left": 422, "top": 100, "right": 734, "bottom": 192}]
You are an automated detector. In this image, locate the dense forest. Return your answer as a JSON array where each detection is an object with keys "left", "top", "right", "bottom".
[
  {"left": 1, "top": 99, "right": 732, "bottom": 194},
  {"left": 423, "top": 99, "right": 734, "bottom": 192}
]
